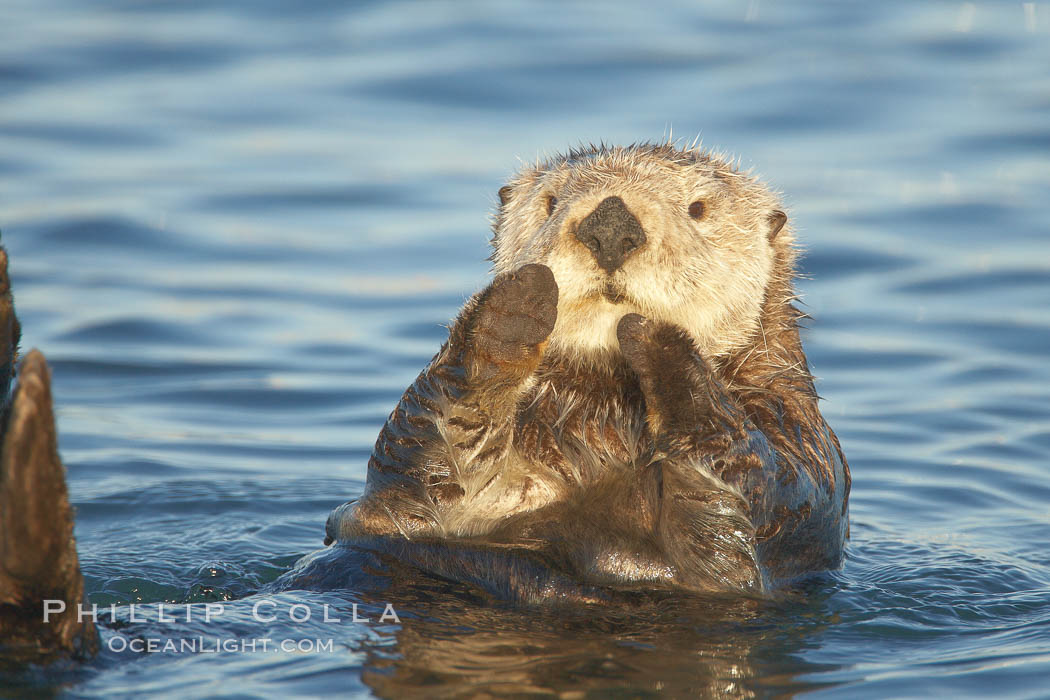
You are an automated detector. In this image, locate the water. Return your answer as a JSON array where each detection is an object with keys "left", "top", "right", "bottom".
[{"left": 2, "top": 0, "right": 1049, "bottom": 696}]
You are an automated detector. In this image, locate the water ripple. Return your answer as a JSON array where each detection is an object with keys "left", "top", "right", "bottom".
[{"left": 2, "top": 0, "right": 1050, "bottom": 696}]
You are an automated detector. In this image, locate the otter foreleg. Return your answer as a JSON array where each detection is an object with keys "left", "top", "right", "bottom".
[
  {"left": 616, "top": 314, "right": 769, "bottom": 594},
  {"left": 328, "top": 264, "right": 558, "bottom": 541}
]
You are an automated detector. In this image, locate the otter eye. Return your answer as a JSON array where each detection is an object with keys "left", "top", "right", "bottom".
[
  {"left": 688, "top": 200, "right": 705, "bottom": 220},
  {"left": 546, "top": 195, "right": 558, "bottom": 216}
]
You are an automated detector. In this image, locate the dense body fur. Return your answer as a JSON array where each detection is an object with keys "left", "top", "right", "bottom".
[{"left": 325, "top": 143, "right": 850, "bottom": 597}]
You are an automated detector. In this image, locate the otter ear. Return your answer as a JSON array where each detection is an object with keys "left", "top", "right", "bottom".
[
  {"left": 498, "top": 185, "right": 513, "bottom": 207},
  {"left": 768, "top": 210, "right": 787, "bottom": 241}
]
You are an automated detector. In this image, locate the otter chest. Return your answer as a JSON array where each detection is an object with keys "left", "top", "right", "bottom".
[{"left": 440, "top": 385, "right": 647, "bottom": 537}]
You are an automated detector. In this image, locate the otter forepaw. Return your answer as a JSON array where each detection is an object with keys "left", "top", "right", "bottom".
[
  {"left": 616, "top": 313, "right": 705, "bottom": 393},
  {"left": 617, "top": 314, "right": 726, "bottom": 440},
  {"left": 469, "top": 264, "right": 558, "bottom": 376},
  {"left": 615, "top": 313, "right": 658, "bottom": 381}
]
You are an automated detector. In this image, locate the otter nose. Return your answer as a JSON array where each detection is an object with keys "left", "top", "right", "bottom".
[{"left": 574, "top": 196, "right": 647, "bottom": 273}]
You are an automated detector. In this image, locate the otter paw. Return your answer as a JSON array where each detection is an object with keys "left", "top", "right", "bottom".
[
  {"left": 616, "top": 314, "right": 701, "bottom": 388},
  {"left": 617, "top": 314, "right": 719, "bottom": 437},
  {"left": 615, "top": 313, "right": 654, "bottom": 379},
  {"left": 473, "top": 263, "right": 558, "bottom": 362}
]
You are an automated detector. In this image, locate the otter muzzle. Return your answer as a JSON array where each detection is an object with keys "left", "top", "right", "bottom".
[{"left": 574, "top": 196, "right": 646, "bottom": 273}]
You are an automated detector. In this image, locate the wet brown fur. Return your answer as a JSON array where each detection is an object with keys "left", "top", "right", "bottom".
[
  {"left": 328, "top": 143, "right": 850, "bottom": 598},
  {"left": 0, "top": 142, "right": 844, "bottom": 659},
  {"left": 0, "top": 144, "right": 850, "bottom": 664}
]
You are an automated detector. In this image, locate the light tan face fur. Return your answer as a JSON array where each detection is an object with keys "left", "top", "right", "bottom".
[{"left": 491, "top": 145, "right": 790, "bottom": 364}]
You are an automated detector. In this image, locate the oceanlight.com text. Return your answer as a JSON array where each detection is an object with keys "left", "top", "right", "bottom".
[{"left": 107, "top": 637, "right": 336, "bottom": 654}]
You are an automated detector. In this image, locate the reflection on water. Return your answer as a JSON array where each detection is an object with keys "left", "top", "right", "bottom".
[
  {"left": 286, "top": 546, "right": 841, "bottom": 698},
  {"left": 362, "top": 590, "right": 829, "bottom": 698},
  {"left": 2, "top": 0, "right": 1050, "bottom": 697}
]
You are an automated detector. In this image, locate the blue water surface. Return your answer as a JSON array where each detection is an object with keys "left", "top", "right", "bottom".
[{"left": 2, "top": 1, "right": 1049, "bottom": 697}]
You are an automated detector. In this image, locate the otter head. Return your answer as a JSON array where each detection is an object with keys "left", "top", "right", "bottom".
[{"left": 491, "top": 143, "right": 792, "bottom": 365}]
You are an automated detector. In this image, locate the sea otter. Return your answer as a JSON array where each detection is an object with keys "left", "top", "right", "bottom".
[
  {"left": 316, "top": 143, "right": 850, "bottom": 599},
  {"left": 0, "top": 142, "right": 849, "bottom": 660}
]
